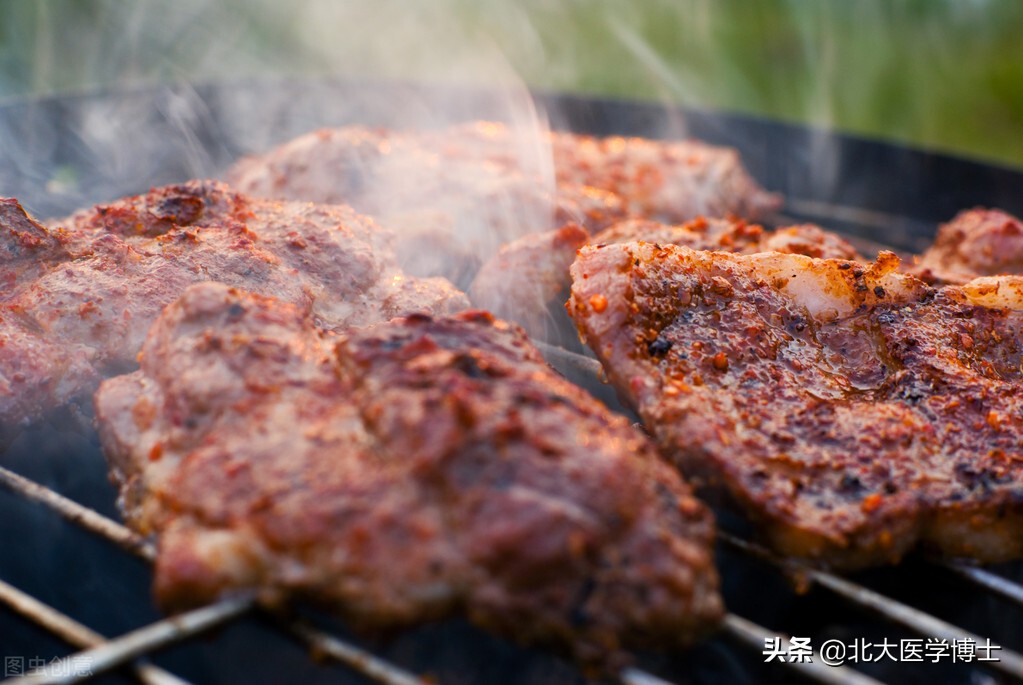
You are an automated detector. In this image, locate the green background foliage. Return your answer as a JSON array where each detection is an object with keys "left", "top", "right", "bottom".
[{"left": 2, "top": 0, "right": 1022, "bottom": 167}]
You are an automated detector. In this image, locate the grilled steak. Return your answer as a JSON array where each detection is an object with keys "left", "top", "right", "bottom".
[
  {"left": 94, "top": 282, "right": 722, "bottom": 667},
  {"left": 569, "top": 243, "right": 1023, "bottom": 569},
  {"left": 470, "top": 217, "right": 858, "bottom": 337},
  {"left": 0, "top": 181, "right": 466, "bottom": 430},
  {"left": 225, "top": 122, "right": 779, "bottom": 285},
  {"left": 910, "top": 208, "right": 1023, "bottom": 284}
]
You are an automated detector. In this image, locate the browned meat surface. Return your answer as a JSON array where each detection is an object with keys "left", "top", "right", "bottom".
[
  {"left": 591, "top": 216, "right": 766, "bottom": 250},
  {"left": 546, "top": 129, "right": 781, "bottom": 221},
  {"left": 910, "top": 208, "right": 1023, "bottom": 284},
  {"left": 418, "top": 122, "right": 781, "bottom": 221},
  {"left": 758, "top": 224, "right": 861, "bottom": 260},
  {"left": 225, "top": 124, "right": 625, "bottom": 286},
  {"left": 0, "top": 181, "right": 466, "bottom": 429},
  {"left": 95, "top": 282, "right": 722, "bottom": 667},
  {"left": 224, "top": 122, "right": 779, "bottom": 285},
  {"left": 0, "top": 198, "right": 70, "bottom": 290},
  {"left": 470, "top": 216, "right": 859, "bottom": 337},
  {"left": 592, "top": 218, "right": 859, "bottom": 261},
  {"left": 467, "top": 223, "right": 590, "bottom": 337},
  {"left": 570, "top": 243, "right": 1023, "bottom": 569}
]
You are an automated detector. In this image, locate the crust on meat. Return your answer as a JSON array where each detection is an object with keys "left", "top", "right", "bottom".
[
  {"left": 96, "top": 282, "right": 723, "bottom": 667},
  {"left": 909, "top": 208, "right": 1023, "bottom": 284},
  {"left": 470, "top": 216, "right": 859, "bottom": 338},
  {"left": 570, "top": 243, "right": 1023, "bottom": 569},
  {"left": 0, "top": 182, "right": 467, "bottom": 430},
  {"left": 226, "top": 122, "right": 781, "bottom": 286}
]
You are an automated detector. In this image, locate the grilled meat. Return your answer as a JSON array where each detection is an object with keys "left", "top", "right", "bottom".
[
  {"left": 756, "top": 224, "right": 862, "bottom": 260},
  {"left": 224, "top": 122, "right": 779, "bottom": 285},
  {"left": 225, "top": 124, "right": 626, "bottom": 287},
  {"left": 470, "top": 217, "right": 859, "bottom": 337},
  {"left": 0, "top": 198, "right": 71, "bottom": 289},
  {"left": 0, "top": 181, "right": 466, "bottom": 430},
  {"left": 546, "top": 128, "right": 781, "bottom": 221},
  {"left": 423, "top": 122, "right": 781, "bottom": 221},
  {"left": 95, "top": 282, "right": 722, "bottom": 667},
  {"left": 590, "top": 218, "right": 859, "bottom": 260},
  {"left": 910, "top": 208, "right": 1023, "bottom": 285},
  {"left": 569, "top": 243, "right": 1023, "bottom": 569},
  {"left": 467, "top": 223, "right": 590, "bottom": 338},
  {"left": 416, "top": 122, "right": 781, "bottom": 221}
]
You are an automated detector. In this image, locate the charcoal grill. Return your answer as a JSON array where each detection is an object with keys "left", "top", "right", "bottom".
[{"left": 1, "top": 79, "right": 1023, "bottom": 685}]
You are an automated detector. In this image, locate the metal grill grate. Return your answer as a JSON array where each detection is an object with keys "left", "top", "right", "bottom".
[
  {"left": 2, "top": 372, "right": 1022, "bottom": 685},
  {"left": 4, "top": 81, "right": 1023, "bottom": 685},
  {"left": 536, "top": 345, "right": 1023, "bottom": 681},
  {"left": 0, "top": 463, "right": 892, "bottom": 685},
  {"left": 3, "top": 218, "right": 1023, "bottom": 685}
]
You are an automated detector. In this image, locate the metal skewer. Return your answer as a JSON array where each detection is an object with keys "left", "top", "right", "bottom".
[{"left": 0, "top": 578, "right": 191, "bottom": 685}]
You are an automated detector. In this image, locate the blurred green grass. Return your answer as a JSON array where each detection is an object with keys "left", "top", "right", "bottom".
[{"left": 3, "top": 0, "right": 1023, "bottom": 167}]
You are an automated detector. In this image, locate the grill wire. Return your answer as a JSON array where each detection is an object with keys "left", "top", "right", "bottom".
[
  {"left": 1, "top": 208, "right": 1022, "bottom": 685},
  {"left": 2, "top": 340, "right": 1023, "bottom": 684},
  {"left": 0, "top": 463, "right": 887, "bottom": 685}
]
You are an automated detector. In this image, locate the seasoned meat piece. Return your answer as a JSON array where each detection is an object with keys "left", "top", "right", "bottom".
[
  {"left": 910, "top": 208, "right": 1023, "bottom": 284},
  {"left": 591, "top": 217, "right": 766, "bottom": 251},
  {"left": 0, "top": 198, "right": 70, "bottom": 290},
  {"left": 225, "top": 122, "right": 778, "bottom": 284},
  {"left": 757, "top": 224, "right": 861, "bottom": 260},
  {"left": 546, "top": 129, "right": 781, "bottom": 222},
  {"left": 467, "top": 223, "right": 590, "bottom": 337},
  {"left": 225, "top": 124, "right": 625, "bottom": 287},
  {"left": 592, "top": 218, "right": 859, "bottom": 261},
  {"left": 0, "top": 181, "right": 466, "bottom": 430},
  {"left": 470, "top": 216, "right": 858, "bottom": 337},
  {"left": 377, "top": 177, "right": 623, "bottom": 288},
  {"left": 570, "top": 243, "right": 1023, "bottom": 569},
  {"left": 95, "top": 283, "right": 722, "bottom": 667},
  {"left": 421, "top": 122, "right": 781, "bottom": 221}
]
